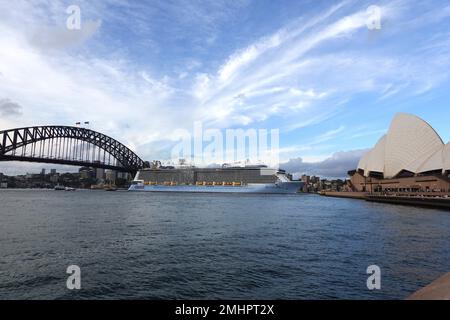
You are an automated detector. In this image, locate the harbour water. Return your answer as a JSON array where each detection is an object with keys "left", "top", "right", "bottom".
[{"left": 1, "top": 189, "right": 450, "bottom": 300}]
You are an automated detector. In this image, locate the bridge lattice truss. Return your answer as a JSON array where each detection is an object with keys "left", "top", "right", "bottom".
[{"left": 0, "top": 126, "right": 148, "bottom": 173}]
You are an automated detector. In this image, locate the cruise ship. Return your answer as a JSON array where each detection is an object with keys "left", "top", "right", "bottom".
[{"left": 128, "top": 165, "right": 303, "bottom": 194}]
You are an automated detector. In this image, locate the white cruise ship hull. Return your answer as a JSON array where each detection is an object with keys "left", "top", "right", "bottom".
[{"left": 128, "top": 181, "right": 303, "bottom": 194}]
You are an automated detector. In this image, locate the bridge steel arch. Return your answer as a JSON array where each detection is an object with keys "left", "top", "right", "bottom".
[{"left": 0, "top": 126, "right": 148, "bottom": 173}]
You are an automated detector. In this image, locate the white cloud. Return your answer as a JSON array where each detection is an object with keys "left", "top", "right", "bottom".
[
  {"left": 0, "top": 99, "right": 23, "bottom": 117},
  {"left": 184, "top": 1, "right": 408, "bottom": 129},
  {"left": 29, "top": 20, "right": 102, "bottom": 51},
  {"left": 281, "top": 149, "right": 369, "bottom": 178}
]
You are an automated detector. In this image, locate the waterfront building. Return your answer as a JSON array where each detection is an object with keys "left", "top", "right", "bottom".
[
  {"left": 95, "top": 167, "right": 105, "bottom": 181},
  {"left": 301, "top": 174, "right": 310, "bottom": 184},
  {"left": 79, "top": 167, "right": 94, "bottom": 179},
  {"left": 117, "top": 172, "right": 129, "bottom": 180},
  {"left": 105, "top": 170, "right": 117, "bottom": 183},
  {"left": 50, "top": 174, "right": 59, "bottom": 183},
  {"left": 0, "top": 172, "right": 6, "bottom": 188},
  {"left": 300, "top": 175, "right": 310, "bottom": 192},
  {"left": 349, "top": 113, "right": 450, "bottom": 193}
]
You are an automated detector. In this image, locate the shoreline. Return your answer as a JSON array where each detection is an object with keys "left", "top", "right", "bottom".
[
  {"left": 320, "top": 191, "right": 450, "bottom": 209},
  {"left": 408, "top": 271, "right": 450, "bottom": 300}
]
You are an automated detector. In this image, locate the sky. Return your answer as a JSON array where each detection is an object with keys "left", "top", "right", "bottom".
[{"left": 1, "top": 0, "right": 450, "bottom": 177}]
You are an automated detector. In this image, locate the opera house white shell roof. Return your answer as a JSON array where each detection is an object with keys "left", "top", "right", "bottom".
[{"left": 357, "top": 113, "right": 448, "bottom": 178}]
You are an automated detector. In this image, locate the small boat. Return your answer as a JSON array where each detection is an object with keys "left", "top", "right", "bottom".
[
  {"left": 104, "top": 184, "right": 117, "bottom": 191},
  {"left": 64, "top": 187, "right": 76, "bottom": 191},
  {"left": 54, "top": 184, "right": 65, "bottom": 191}
]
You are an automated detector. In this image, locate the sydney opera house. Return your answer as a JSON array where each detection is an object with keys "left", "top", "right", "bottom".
[{"left": 348, "top": 113, "right": 450, "bottom": 193}]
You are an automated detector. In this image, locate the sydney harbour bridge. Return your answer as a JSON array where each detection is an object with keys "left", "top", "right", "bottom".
[{"left": 0, "top": 126, "right": 149, "bottom": 173}]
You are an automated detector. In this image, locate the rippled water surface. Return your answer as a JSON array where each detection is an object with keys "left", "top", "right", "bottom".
[{"left": 1, "top": 189, "right": 450, "bottom": 299}]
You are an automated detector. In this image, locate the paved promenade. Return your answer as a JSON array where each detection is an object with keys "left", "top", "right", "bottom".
[{"left": 408, "top": 271, "right": 450, "bottom": 300}]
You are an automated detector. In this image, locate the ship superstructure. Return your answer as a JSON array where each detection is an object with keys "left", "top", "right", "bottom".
[{"left": 128, "top": 165, "right": 303, "bottom": 194}]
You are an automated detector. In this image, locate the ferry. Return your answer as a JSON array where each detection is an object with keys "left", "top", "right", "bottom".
[{"left": 54, "top": 185, "right": 76, "bottom": 191}]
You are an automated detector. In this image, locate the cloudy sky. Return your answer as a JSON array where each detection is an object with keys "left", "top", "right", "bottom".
[{"left": 1, "top": 0, "right": 450, "bottom": 177}]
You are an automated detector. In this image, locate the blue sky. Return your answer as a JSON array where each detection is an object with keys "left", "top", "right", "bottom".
[{"left": 1, "top": 0, "right": 450, "bottom": 176}]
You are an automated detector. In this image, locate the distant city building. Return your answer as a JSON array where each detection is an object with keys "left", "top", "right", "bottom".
[
  {"left": 105, "top": 170, "right": 117, "bottom": 183},
  {"left": 0, "top": 167, "right": 131, "bottom": 189},
  {"left": 349, "top": 113, "right": 450, "bottom": 193},
  {"left": 50, "top": 174, "right": 59, "bottom": 183},
  {"left": 92, "top": 161, "right": 105, "bottom": 181},
  {"left": 79, "top": 167, "right": 94, "bottom": 180},
  {"left": 287, "top": 173, "right": 346, "bottom": 193},
  {"left": 95, "top": 167, "right": 105, "bottom": 181},
  {"left": 50, "top": 169, "right": 57, "bottom": 175},
  {"left": 41, "top": 168, "right": 46, "bottom": 175},
  {"left": 300, "top": 175, "right": 310, "bottom": 192},
  {"left": 117, "top": 172, "right": 129, "bottom": 180},
  {"left": 0, "top": 173, "right": 6, "bottom": 188},
  {"left": 301, "top": 174, "right": 310, "bottom": 184}
]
